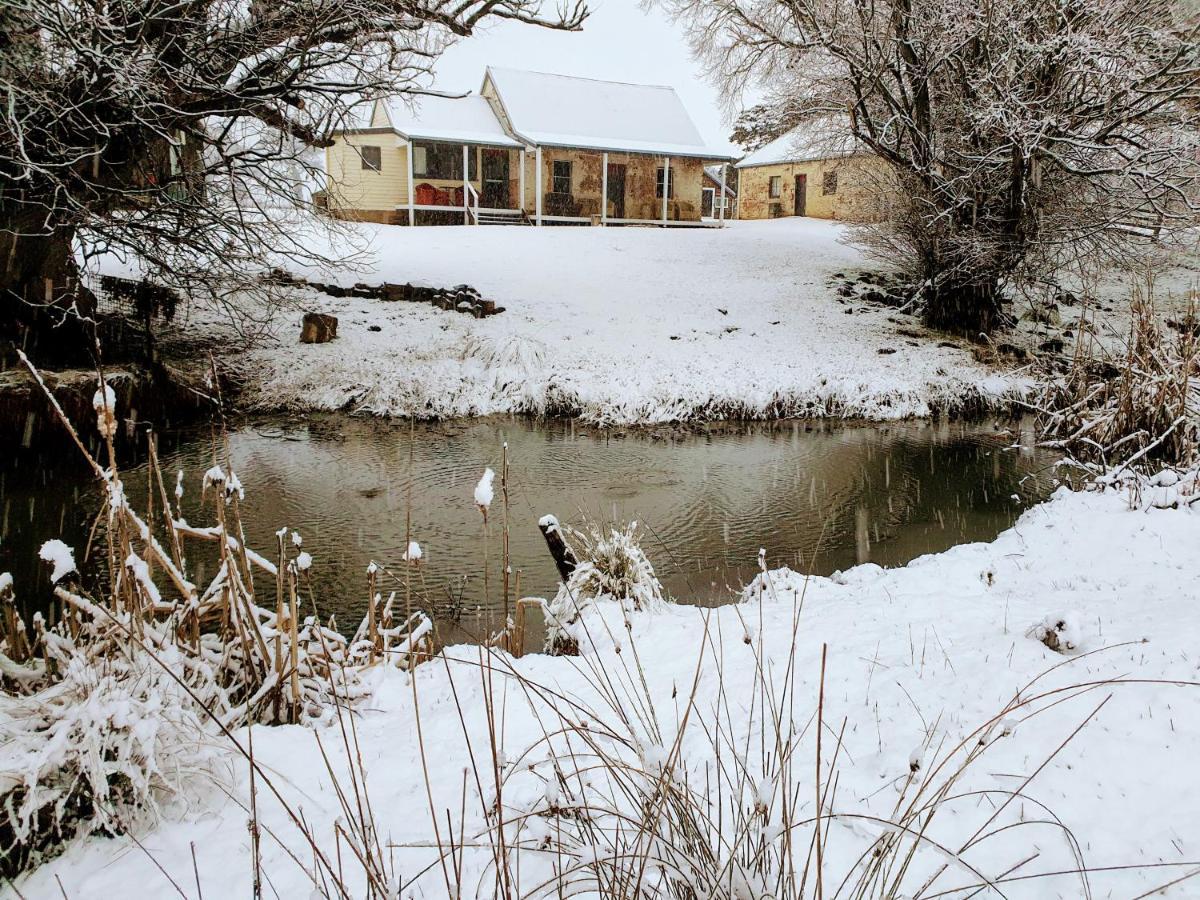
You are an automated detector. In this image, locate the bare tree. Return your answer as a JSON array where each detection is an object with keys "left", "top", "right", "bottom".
[
  {"left": 667, "top": 0, "right": 1200, "bottom": 333},
  {"left": 1, "top": 0, "right": 584, "bottom": 358}
]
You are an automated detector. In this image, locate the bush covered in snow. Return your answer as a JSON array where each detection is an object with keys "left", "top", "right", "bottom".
[{"left": 543, "top": 520, "right": 667, "bottom": 655}]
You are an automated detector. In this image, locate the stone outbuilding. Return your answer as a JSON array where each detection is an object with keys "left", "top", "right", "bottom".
[{"left": 735, "top": 121, "right": 891, "bottom": 222}]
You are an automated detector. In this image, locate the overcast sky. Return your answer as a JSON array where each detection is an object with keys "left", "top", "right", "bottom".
[{"left": 432, "top": 0, "right": 750, "bottom": 155}]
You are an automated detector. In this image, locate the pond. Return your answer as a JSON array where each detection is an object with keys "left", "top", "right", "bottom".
[{"left": 1, "top": 415, "right": 1062, "bottom": 647}]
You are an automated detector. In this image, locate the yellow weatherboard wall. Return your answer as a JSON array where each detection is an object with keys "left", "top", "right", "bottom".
[{"left": 325, "top": 133, "right": 409, "bottom": 223}]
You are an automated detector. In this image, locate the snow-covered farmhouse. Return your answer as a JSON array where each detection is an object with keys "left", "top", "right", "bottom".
[
  {"left": 321, "top": 67, "right": 735, "bottom": 227},
  {"left": 736, "top": 121, "right": 890, "bottom": 221}
]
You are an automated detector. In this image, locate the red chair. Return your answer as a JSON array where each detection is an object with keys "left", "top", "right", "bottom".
[{"left": 414, "top": 183, "right": 440, "bottom": 205}]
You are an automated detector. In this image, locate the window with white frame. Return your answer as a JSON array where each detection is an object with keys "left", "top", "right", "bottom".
[{"left": 768, "top": 175, "right": 781, "bottom": 198}]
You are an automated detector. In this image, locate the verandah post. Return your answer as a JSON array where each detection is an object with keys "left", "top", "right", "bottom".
[
  {"left": 406, "top": 138, "right": 415, "bottom": 226},
  {"left": 535, "top": 146, "right": 543, "bottom": 226},
  {"left": 601, "top": 151, "right": 608, "bottom": 225},
  {"left": 462, "top": 144, "right": 470, "bottom": 225},
  {"left": 519, "top": 148, "right": 526, "bottom": 213},
  {"left": 718, "top": 162, "right": 727, "bottom": 225},
  {"left": 661, "top": 155, "right": 670, "bottom": 226}
]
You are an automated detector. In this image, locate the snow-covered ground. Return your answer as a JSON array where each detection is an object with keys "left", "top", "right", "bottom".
[
  {"left": 13, "top": 472, "right": 1200, "bottom": 898},
  {"left": 208, "top": 218, "right": 1030, "bottom": 424}
]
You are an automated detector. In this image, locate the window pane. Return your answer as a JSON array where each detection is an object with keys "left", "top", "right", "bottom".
[
  {"left": 656, "top": 167, "right": 673, "bottom": 199},
  {"left": 552, "top": 160, "right": 571, "bottom": 194},
  {"left": 769, "top": 176, "right": 780, "bottom": 198},
  {"left": 823, "top": 171, "right": 838, "bottom": 195},
  {"left": 360, "top": 146, "right": 381, "bottom": 172},
  {"left": 411, "top": 142, "right": 475, "bottom": 180}
]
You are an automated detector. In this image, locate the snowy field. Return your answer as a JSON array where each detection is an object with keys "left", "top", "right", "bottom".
[
  {"left": 211, "top": 218, "right": 1031, "bottom": 424},
  {"left": 13, "top": 472, "right": 1200, "bottom": 898}
]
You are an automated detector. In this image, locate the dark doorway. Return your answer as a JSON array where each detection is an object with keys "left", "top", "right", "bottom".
[
  {"left": 481, "top": 149, "right": 510, "bottom": 208},
  {"left": 606, "top": 163, "right": 627, "bottom": 219},
  {"left": 794, "top": 174, "right": 807, "bottom": 216}
]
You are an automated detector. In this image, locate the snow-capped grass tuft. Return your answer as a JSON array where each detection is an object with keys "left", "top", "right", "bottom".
[
  {"left": 544, "top": 519, "right": 667, "bottom": 655},
  {"left": 473, "top": 467, "right": 495, "bottom": 516},
  {"left": 38, "top": 539, "right": 76, "bottom": 584},
  {"left": 92, "top": 381, "right": 118, "bottom": 439}
]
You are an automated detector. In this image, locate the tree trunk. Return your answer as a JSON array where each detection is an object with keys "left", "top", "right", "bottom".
[{"left": 1, "top": 201, "right": 97, "bottom": 366}]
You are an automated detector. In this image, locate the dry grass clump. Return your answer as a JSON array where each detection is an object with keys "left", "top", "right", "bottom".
[
  {"left": 0, "top": 352, "right": 432, "bottom": 875},
  {"left": 543, "top": 520, "right": 667, "bottom": 654},
  {"left": 1037, "top": 286, "right": 1199, "bottom": 471},
  {"left": 0, "top": 613, "right": 225, "bottom": 876}
]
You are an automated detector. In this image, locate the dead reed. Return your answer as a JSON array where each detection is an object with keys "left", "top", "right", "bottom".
[
  {"left": 0, "top": 351, "right": 433, "bottom": 875},
  {"left": 1036, "top": 285, "right": 1199, "bottom": 472}
]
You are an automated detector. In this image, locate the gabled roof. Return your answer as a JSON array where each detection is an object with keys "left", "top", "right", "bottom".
[
  {"left": 736, "top": 119, "right": 858, "bottom": 168},
  {"left": 376, "top": 93, "right": 521, "bottom": 148},
  {"left": 483, "top": 66, "right": 732, "bottom": 160}
]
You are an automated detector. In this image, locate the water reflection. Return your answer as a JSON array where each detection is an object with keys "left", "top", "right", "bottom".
[{"left": 0, "top": 415, "right": 1060, "bottom": 645}]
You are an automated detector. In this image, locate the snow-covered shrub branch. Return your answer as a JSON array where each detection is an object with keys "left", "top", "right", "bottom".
[{"left": 0, "top": 621, "right": 229, "bottom": 876}]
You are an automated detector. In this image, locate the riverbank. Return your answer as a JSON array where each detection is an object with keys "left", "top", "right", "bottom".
[
  {"left": 196, "top": 218, "right": 1033, "bottom": 424},
  {"left": 11, "top": 469, "right": 1200, "bottom": 898}
]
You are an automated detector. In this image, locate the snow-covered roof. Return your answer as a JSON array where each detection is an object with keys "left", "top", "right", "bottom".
[
  {"left": 383, "top": 94, "right": 522, "bottom": 147},
  {"left": 484, "top": 67, "right": 732, "bottom": 160},
  {"left": 375, "top": 93, "right": 522, "bottom": 147},
  {"left": 736, "top": 120, "right": 858, "bottom": 168}
]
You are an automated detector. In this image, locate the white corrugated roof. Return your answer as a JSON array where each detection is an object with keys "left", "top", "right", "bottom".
[
  {"left": 736, "top": 120, "right": 858, "bottom": 168},
  {"left": 485, "top": 66, "right": 732, "bottom": 160},
  {"left": 377, "top": 93, "right": 522, "bottom": 147}
]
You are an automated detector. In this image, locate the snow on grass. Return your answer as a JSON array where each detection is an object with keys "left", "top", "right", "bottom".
[
  {"left": 232, "top": 219, "right": 1032, "bottom": 424},
  {"left": 12, "top": 474, "right": 1200, "bottom": 898},
  {"left": 37, "top": 540, "right": 76, "bottom": 584}
]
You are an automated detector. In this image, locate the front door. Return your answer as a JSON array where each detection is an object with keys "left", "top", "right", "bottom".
[
  {"left": 794, "top": 174, "right": 807, "bottom": 216},
  {"left": 481, "top": 149, "right": 509, "bottom": 208},
  {"left": 606, "top": 163, "right": 626, "bottom": 218}
]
